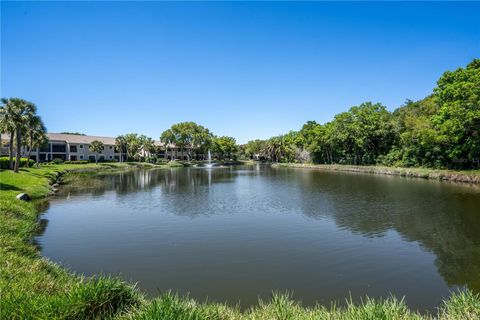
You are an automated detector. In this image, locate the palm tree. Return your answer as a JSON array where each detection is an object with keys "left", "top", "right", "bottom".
[
  {"left": 0, "top": 98, "right": 18, "bottom": 170},
  {"left": 1, "top": 98, "right": 36, "bottom": 172},
  {"left": 89, "top": 140, "right": 104, "bottom": 164},
  {"left": 265, "top": 136, "right": 294, "bottom": 163},
  {"left": 25, "top": 115, "right": 47, "bottom": 167},
  {"left": 142, "top": 137, "right": 156, "bottom": 162},
  {"left": 115, "top": 135, "right": 126, "bottom": 162},
  {"left": 124, "top": 133, "right": 141, "bottom": 161}
]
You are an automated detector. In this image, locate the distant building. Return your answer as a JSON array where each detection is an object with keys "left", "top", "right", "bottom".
[{"left": 0, "top": 133, "right": 203, "bottom": 162}]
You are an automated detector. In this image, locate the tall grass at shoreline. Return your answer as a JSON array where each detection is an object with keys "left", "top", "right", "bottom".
[{"left": 1, "top": 163, "right": 479, "bottom": 319}]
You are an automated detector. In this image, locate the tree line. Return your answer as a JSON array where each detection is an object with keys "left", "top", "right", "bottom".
[
  {"left": 241, "top": 59, "right": 479, "bottom": 169},
  {"left": 114, "top": 123, "right": 238, "bottom": 162}
]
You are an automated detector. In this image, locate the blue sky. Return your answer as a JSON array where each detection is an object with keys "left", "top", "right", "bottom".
[{"left": 1, "top": 2, "right": 479, "bottom": 143}]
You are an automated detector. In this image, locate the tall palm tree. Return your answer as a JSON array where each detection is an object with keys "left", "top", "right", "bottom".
[
  {"left": 142, "top": 137, "right": 156, "bottom": 162},
  {"left": 89, "top": 140, "right": 104, "bottom": 164},
  {"left": 14, "top": 100, "right": 36, "bottom": 172},
  {"left": 25, "top": 115, "right": 47, "bottom": 167},
  {"left": 115, "top": 135, "right": 126, "bottom": 162}
]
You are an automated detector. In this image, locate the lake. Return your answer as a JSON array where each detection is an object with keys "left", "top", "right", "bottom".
[{"left": 35, "top": 165, "right": 480, "bottom": 312}]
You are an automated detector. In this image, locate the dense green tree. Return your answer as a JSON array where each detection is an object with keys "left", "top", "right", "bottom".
[
  {"left": 244, "top": 139, "right": 267, "bottom": 159},
  {"left": 160, "top": 122, "right": 213, "bottom": 160},
  {"left": 265, "top": 135, "right": 296, "bottom": 163},
  {"left": 261, "top": 60, "right": 479, "bottom": 169},
  {"left": 431, "top": 59, "right": 480, "bottom": 168},
  {"left": 212, "top": 136, "right": 238, "bottom": 160}
]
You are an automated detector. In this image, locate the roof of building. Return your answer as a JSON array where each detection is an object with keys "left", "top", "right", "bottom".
[
  {"left": 2, "top": 132, "right": 172, "bottom": 147},
  {"left": 46, "top": 133, "right": 117, "bottom": 145}
]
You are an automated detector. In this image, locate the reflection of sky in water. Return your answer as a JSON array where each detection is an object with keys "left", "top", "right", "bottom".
[{"left": 36, "top": 166, "right": 480, "bottom": 312}]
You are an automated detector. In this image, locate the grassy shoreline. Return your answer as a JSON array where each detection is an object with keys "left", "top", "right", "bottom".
[
  {"left": 272, "top": 163, "right": 480, "bottom": 184},
  {"left": 1, "top": 163, "right": 479, "bottom": 319}
]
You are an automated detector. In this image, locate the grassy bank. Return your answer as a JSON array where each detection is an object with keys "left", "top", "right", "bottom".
[
  {"left": 1, "top": 163, "right": 480, "bottom": 319},
  {"left": 273, "top": 163, "right": 480, "bottom": 184}
]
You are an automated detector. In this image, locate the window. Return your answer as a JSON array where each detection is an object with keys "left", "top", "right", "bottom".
[
  {"left": 79, "top": 145, "right": 84, "bottom": 149},
  {"left": 109, "top": 155, "right": 113, "bottom": 159},
  {"left": 39, "top": 144, "right": 50, "bottom": 152},
  {"left": 52, "top": 144, "right": 66, "bottom": 153},
  {"left": 70, "top": 145, "right": 77, "bottom": 152},
  {"left": 109, "top": 146, "right": 113, "bottom": 149},
  {"left": 79, "top": 155, "right": 84, "bottom": 160}
]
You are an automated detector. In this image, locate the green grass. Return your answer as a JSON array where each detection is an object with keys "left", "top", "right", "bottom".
[{"left": 1, "top": 163, "right": 480, "bottom": 319}]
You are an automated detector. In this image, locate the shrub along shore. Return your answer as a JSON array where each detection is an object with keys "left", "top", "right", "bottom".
[
  {"left": 272, "top": 163, "right": 480, "bottom": 184},
  {"left": 1, "top": 163, "right": 480, "bottom": 319}
]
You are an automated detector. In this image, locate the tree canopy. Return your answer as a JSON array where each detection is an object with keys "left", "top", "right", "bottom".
[
  {"left": 160, "top": 122, "right": 213, "bottom": 160},
  {"left": 242, "top": 59, "right": 480, "bottom": 169}
]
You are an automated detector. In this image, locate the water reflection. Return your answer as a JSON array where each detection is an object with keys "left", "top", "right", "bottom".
[
  {"left": 36, "top": 165, "right": 480, "bottom": 310},
  {"left": 290, "top": 169, "right": 480, "bottom": 291}
]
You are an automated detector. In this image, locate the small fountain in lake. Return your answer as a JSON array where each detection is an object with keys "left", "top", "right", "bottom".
[{"left": 206, "top": 150, "right": 213, "bottom": 168}]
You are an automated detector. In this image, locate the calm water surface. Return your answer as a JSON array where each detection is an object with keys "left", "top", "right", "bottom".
[{"left": 36, "top": 165, "right": 480, "bottom": 311}]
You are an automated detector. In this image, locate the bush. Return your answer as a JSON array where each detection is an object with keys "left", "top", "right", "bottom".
[
  {"left": 52, "top": 158, "right": 64, "bottom": 164},
  {"left": 64, "top": 160, "right": 89, "bottom": 165},
  {"left": 0, "top": 157, "right": 35, "bottom": 169}
]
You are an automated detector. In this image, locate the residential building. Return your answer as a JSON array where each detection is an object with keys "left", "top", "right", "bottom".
[{"left": 0, "top": 133, "right": 206, "bottom": 162}]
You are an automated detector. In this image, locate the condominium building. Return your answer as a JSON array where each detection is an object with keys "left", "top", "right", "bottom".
[{"left": 0, "top": 133, "right": 203, "bottom": 162}]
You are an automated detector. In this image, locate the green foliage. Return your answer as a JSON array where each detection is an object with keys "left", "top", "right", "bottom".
[
  {"left": 264, "top": 59, "right": 480, "bottom": 169},
  {"left": 244, "top": 139, "right": 267, "bottom": 159},
  {"left": 52, "top": 158, "right": 64, "bottom": 164},
  {"left": 0, "top": 98, "right": 39, "bottom": 172},
  {"left": 212, "top": 136, "right": 238, "bottom": 160},
  {"left": 123, "top": 290, "right": 480, "bottom": 320},
  {"left": 121, "top": 133, "right": 153, "bottom": 161},
  {"left": 160, "top": 122, "right": 213, "bottom": 159},
  {"left": 64, "top": 160, "right": 89, "bottom": 164},
  {"left": 0, "top": 157, "right": 35, "bottom": 169}
]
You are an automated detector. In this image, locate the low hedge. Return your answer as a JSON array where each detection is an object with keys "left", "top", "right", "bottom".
[
  {"left": 64, "top": 160, "right": 89, "bottom": 164},
  {"left": 0, "top": 157, "right": 35, "bottom": 169}
]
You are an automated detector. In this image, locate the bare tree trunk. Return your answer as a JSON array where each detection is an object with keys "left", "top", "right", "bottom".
[
  {"left": 9, "top": 131, "right": 14, "bottom": 170},
  {"left": 27, "top": 139, "right": 33, "bottom": 168},
  {"left": 14, "top": 127, "right": 21, "bottom": 172}
]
